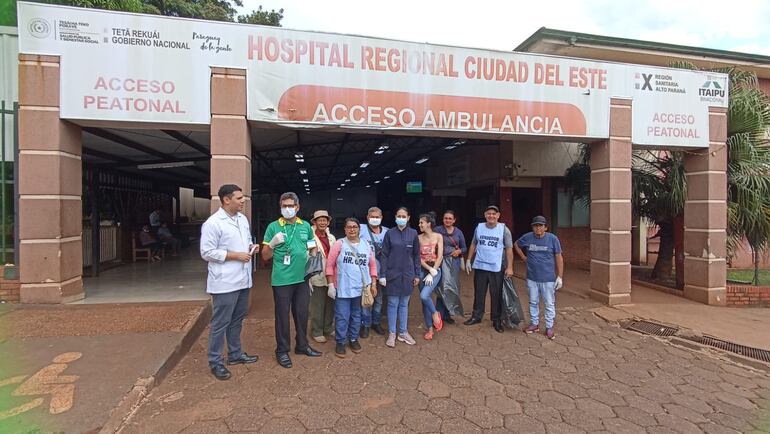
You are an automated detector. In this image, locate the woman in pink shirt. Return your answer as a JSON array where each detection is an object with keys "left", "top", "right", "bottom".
[{"left": 326, "top": 217, "right": 378, "bottom": 358}]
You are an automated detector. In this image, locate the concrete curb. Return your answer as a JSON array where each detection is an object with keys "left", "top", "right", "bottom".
[{"left": 99, "top": 301, "right": 212, "bottom": 434}]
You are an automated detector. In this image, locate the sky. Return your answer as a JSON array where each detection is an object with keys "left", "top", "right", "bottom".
[{"left": 238, "top": 0, "right": 770, "bottom": 56}]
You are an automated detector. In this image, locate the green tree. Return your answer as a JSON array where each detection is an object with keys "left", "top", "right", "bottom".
[
  {"left": 34, "top": 0, "right": 283, "bottom": 25},
  {"left": 565, "top": 67, "right": 770, "bottom": 285}
]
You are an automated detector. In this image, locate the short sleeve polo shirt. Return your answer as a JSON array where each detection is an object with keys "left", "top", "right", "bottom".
[{"left": 263, "top": 217, "right": 314, "bottom": 286}]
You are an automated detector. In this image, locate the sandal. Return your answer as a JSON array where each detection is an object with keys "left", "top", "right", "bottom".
[
  {"left": 433, "top": 312, "right": 443, "bottom": 331},
  {"left": 423, "top": 329, "right": 434, "bottom": 340}
]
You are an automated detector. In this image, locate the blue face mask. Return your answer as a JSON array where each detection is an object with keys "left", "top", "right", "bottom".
[
  {"left": 281, "top": 207, "right": 297, "bottom": 219},
  {"left": 395, "top": 217, "right": 408, "bottom": 227}
]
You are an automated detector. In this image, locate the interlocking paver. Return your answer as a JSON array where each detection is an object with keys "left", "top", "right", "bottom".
[{"left": 120, "top": 302, "right": 770, "bottom": 434}]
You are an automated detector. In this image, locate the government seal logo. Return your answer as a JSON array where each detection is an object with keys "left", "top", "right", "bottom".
[{"left": 28, "top": 18, "right": 51, "bottom": 38}]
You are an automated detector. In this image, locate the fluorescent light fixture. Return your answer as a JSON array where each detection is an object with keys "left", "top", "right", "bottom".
[
  {"left": 341, "top": 183, "right": 346, "bottom": 187},
  {"left": 337, "top": 188, "right": 341, "bottom": 191},
  {"left": 453, "top": 140, "right": 467, "bottom": 146},
  {"left": 415, "top": 157, "right": 429, "bottom": 164},
  {"left": 444, "top": 145, "right": 457, "bottom": 150},
  {"left": 296, "top": 158, "right": 304, "bottom": 163},
  {"left": 294, "top": 153, "right": 304, "bottom": 159},
  {"left": 383, "top": 175, "right": 390, "bottom": 179},
  {"left": 345, "top": 178, "right": 351, "bottom": 182},
  {"left": 299, "top": 168, "right": 307, "bottom": 175},
  {"left": 395, "top": 169, "right": 405, "bottom": 174},
  {"left": 350, "top": 172, "right": 357, "bottom": 177},
  {"left": 137, "top": 161, "right": 195, "bottom": 169},
  {"left": 366, "top": 185, "right": 371, "bottom": 188},
  {"left": 360, "top": 162, "right": 370, "bottom": 168},
  {"left": 374, "top": 180, "right": 381, "bottom": 184},
  {"left": 303, "top": 178, "right": 309, "bottom": 182},
  {"left": 374, "top": 145, "right": 389, "bottom": 155}
]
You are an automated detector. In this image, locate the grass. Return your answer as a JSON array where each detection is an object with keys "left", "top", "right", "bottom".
[{"left": 727, "top": 268, "right": 770, "bottom": 285}]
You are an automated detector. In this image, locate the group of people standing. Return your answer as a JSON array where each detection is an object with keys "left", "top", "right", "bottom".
[{"left": 200, "top": 185, "right": 564, "bottom": 379}]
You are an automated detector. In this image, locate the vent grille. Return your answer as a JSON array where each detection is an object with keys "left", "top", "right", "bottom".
[
  {"left": 625, "top": 320, "right": 678, "bottom": 337},
  {"left": 685, "top": 335, "right": 770, "bottom": 363}
]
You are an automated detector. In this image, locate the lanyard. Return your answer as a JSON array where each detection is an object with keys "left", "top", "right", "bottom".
[{"left": 282, "top": 221, "right": 298, "bottom": 254}]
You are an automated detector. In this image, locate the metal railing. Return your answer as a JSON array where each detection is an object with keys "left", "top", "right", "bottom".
[
  {"left": 82, "top": 224, "right": 118, "bottom": 267},
  {"left": 0, "top": 100, "right": 17, "bottom": 265}
]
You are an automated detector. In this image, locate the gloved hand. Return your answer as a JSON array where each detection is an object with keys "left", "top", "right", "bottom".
[
  {"left": 428, "top": 267, "right": 438, "bottom": 277},
  {"left": 423, "top": 273, "right": 434, "bottom": 286},
  {"left": 268, "top": 232, "right": 286, "bottom": 248},
  {"left": 465, "top": 259, "right": 472, "bottom": 275},
  {"left": 327, "top": 283, "right": 336, "bottom": 299},
  {"left": 378, "top": 277, "right": 387, "bottom": 286},
  {"left": 555, "top": 276, "right": 563, "bottom": 291}
]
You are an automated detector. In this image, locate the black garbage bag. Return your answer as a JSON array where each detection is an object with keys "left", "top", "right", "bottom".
[
  {"left": 437, "top": 258, "right": 464, "bottom": 317},
  {"left": 501, "top": 277, "right": 525, "bottom": 328}
]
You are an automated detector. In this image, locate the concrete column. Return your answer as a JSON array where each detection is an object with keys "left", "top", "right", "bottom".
[
  {"left": 499, "top": 187, "right": 513, "bottom": 227},
  {"left": 17, "top": 54, "right": 83, "bottom": 303},
  {"left": 683, "top": 107, "right": 728, "bottom": 305},
  {"left": 209, "top": 67, "right": 251, "bottom": 222},
  {"left": 589, "top": 98, "right": 632, "bottom": 305}
]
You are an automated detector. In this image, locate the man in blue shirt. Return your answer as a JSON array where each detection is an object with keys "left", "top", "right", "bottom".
[
  {"left": 359, "top": 206, "right": 388, "bottom": 337},
  {"left": 514, "top": 216, "right": 564, "bottom": 340}
]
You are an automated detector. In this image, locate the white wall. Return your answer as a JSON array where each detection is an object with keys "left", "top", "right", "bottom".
[{"left": 510, "top": 141, "right": 582, "bottom": 178}]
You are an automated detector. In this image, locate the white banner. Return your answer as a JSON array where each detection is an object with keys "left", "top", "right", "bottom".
[{"left": 18, "top": 2, "right": 728, "bottom": 147}]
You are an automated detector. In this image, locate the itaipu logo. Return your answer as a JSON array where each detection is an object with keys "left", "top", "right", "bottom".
[
  {"left": 699, "top": 79, "right": 725, "bottom": 98},
  {"left": 28, "top": 18, "right": 51, "bottom": 38}
]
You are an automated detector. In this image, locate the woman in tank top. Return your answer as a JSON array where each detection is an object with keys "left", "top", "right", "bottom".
[{"left": 418, "top": 213, "right": 444, "bottom": 340}]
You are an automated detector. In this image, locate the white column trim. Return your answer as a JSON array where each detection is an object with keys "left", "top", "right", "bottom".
[
  {"left": 591, "top": 259, "right": 630, "bottom": 266},
  {"left": 20, "top": 236, "right": 82, "bottom": 244},
  {"left": 19, "top": 150, "right": 81, "bottom": 160},
  {"left": 20, "top": 194, "right": 81, "bottom": 200}
]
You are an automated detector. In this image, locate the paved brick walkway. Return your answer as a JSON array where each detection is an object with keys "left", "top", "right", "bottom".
[{"left": 123, "top": 298, "right": 770, "bottom": 433}]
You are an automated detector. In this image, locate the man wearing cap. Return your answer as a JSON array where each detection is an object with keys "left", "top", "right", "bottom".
[
  {"left": 514, "top": 215, "right": 563, "bottom": 340},
  {"left": 262, "top": 192, "right": 323, "bottom": 368},
  {"left": 464, "top": 205, "right": 514, "bottom": 333},
  {"left": 309, "top": 210, "right": 336, "bottom": 343}
]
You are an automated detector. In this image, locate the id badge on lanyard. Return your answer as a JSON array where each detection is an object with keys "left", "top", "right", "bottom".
[{"left": 283, "top": 255, "right": 291, "bottom": 265}]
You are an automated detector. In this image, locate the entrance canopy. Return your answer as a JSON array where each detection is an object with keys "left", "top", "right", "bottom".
[{"left": 18, "top": 2, "right": 726, "bottom": 148}]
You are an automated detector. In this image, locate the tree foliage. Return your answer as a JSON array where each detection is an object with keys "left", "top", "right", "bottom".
[
  {"left": 35, "top": 0, "right": 283, "bottom": 25},
  {"left": 565, "top": 66, "right": 770, "bottom": 285}
]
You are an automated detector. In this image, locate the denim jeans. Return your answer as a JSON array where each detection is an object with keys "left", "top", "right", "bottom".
[
  {"left": 208, "top": 288, "right": 250, "bottom": 367},
  {"left": 334, "top": 296, "right": 363, "bottom": 345},
  {"left": 419, "top": 268, "right": 442, "bottom": 328},
  {"left": 361, "top": 283, "right": 384, "bottom": 326},
  {"left": 527, "top": 279, "right": 556, "bottom": 328},
  {"left": 386, "top": 295, "right": 410, "bottom": 334}
]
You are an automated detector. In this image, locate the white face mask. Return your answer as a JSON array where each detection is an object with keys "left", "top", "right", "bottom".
[
  {"left": 395, "top": 217, "right": 408, "bottom": 227},
  {"left": 281, "top": 207, "right": 297, "bottom": 219},
  {"left": 368, "top": 218, "right": 382, "bottom": 227}
]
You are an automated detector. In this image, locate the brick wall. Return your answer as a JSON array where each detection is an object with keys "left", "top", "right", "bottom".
[
  {"left": 554, "top": 226, "right": 591, "bottom": 270},
  {"left": 726, "top": 285, "right": 770, "bottom": 307},
  {"left": 0, "top": 265, "right": 20, "bottom": 303}
]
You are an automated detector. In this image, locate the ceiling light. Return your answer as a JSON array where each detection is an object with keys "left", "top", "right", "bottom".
[
  {"left": 299, "top": 168, "right": 307, "bottom": 175},
  {"left": 444, "top": 145, "right": 457, "bottom": 150},
  {"left": 374, "top": 145, "right": 389, "bottom": 155},
  {"left": 296, "top": 158, "right": 304, "bottom": 163},
  {"left": 137, "top": 161, "right": 195, "bottom": 169},
  {"left": 366, "top": 185, "right": 371, "bottom": 188},
  {"left": 395, "top": 169, "right": 405, "bottom": 174},
  {"left": 350, "top": 172, "right": 357, "bottom": 177},
  {"left": 383, "top": 176, "right": 390, "bottom": 179},
  {"left": 294, "top": 153, "right": 304, "bottom": 159},
  {"left": 345, "top": 178, "right": 351, "bottom": 182},
  {"left": 415, "top": 157, "right": 429, "bottom": 164},
  {"left": 302, "top": 178, "right": 309, "bottom": 183},
  {"left": 360, "top": 162, "right": 370, "bottom": 168},
  {"left": 374, "top": 180, "right": 380, "bottom": 184},
  {"left": 337, "top": 188, "right": 341, "bottom": 191},
  {"left": 453, "top": 140, "right": 467, "bottom": 146}
]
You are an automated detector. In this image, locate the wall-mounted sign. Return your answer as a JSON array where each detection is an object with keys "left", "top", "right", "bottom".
[{"left": 18, "top": 2, "right": 728, "bottom": 147}]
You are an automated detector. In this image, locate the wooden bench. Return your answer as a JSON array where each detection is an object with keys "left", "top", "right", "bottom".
[{"left": 132, "top": 233, "right": 164, "bottom": 262}]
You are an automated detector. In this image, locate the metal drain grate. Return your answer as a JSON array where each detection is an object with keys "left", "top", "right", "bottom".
[
  {"left": 684, "top": 335, "right": 770, "bottom": 363},
  {"left": 625, "top": 320, "right": 678, "bottom": 337}
]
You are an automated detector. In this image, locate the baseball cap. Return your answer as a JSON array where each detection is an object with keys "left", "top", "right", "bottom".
[
  {"left": 485, "top": 205, "right": 500, "bottom": 213},
  {"left": 531, "top": 215, "right": 547, "bottom": 226}
]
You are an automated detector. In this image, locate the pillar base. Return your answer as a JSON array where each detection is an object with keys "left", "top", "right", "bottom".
[
  {"left": 20, "top": 277, "right": 84, "bottom": 304},
  {"left": 683, "top": 284, "right": 726, "bottom": 306},
  {"left": 588, "top": 289, "right": 631, "bottom": 306}
]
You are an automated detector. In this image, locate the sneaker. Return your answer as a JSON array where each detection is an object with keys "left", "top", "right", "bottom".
[
  {"left": 524, "top": 324, "right": 540, "bottom": 334},
  {"left": 423, "top": 329, "right": 434, "bottom": 340},
  {"left": 312, "top": 335, "right": 327, "bottom": 343},
  {"left": 546, "top": 328, "right": 555, "bottom": 340},
  {"left": 386, "top": 333, "right": 396, "bottom": 348},
  {"left": 349, "top": 340, "right": 362, "bottom": 353},
  {"left": 335, "top": 343, "right": 346, "bottom": 358},
  {"left": 397, "top": 332, "right": 416, "bottom": 345}
]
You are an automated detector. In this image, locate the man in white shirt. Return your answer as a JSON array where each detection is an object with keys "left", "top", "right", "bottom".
[{"left": 200, "top": 184, "right": 259, "bottom": 380}]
